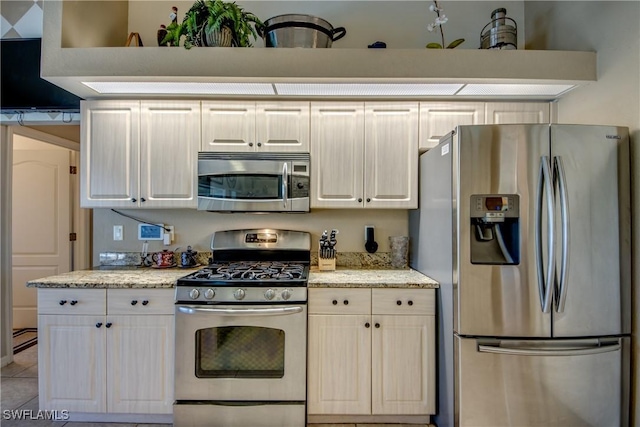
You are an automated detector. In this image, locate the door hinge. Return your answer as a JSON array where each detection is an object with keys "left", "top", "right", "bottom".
[
  {"left": 69, "top": 233, "right": 77, "bottom": 241},
  {"left": 70, "top": 166, "right": 77, "bottom": 175}
]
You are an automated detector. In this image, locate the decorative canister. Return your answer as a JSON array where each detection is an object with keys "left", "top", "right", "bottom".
[{"left": 389, "top": 236, "right": 409, "bottom": 269}]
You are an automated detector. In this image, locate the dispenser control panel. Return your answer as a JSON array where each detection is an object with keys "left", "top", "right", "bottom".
[{"left": 470, "top": 195, "right": 519, "bottom": 219}]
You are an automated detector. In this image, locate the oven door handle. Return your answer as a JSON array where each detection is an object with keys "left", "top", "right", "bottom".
[{"left": 177, "top": 306, "right": 304, "bottom": 316}]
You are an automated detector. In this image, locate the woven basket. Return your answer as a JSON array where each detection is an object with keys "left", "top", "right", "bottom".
[{"left": 205, "top": 26, "right": 233, "bottom": 47}]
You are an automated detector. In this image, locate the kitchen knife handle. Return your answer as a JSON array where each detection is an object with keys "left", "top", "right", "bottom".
[{"left": 554, "top": 156, "right": 570, "bottom": 313}]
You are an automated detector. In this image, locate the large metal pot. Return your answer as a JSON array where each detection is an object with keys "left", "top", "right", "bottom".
[{"left": 259, "top": 14, "right": 346, "bottom": 48}]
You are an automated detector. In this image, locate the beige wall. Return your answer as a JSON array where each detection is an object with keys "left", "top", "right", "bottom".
[
  {"left": 61, "top": 0, "right": 128, "bottom": 47},
  {"left": 0, "top": 126, "right": 13, "bottom": 366},
  {"left": 92, "top": 208, "right": 409, "bottom": 265},
  {"left": 525, "top": 1, "right": 640, "bottom": 424},
  {"left": 128, "top": 0, "right": 525, "bottom": 49}
]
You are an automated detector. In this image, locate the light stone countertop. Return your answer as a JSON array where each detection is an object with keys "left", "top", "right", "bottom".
[
  {"left": 308, "top": 268, "right": 438, "bottom": 288},
  {"left": 26, "top": 267, "right": 438, "bottom": 289}
]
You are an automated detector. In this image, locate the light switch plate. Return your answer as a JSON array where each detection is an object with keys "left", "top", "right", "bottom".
[{"left": 113, "top": 225, "right": 123, "bottom": 241}]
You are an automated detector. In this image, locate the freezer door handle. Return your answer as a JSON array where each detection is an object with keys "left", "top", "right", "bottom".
[
  {"left": 535, "top": 156, "right": 555, "bottom": 313},
  {"left": 554, "top": 156, "right": 570, "bottom": 313},
  {"left": 478, "top": 340, "right": 620, "bottom": 357}
]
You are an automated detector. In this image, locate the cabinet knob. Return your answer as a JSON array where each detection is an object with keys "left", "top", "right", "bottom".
[
  {"left": 59, "top": 300, "right": 67, "bottom": 306},
  {"left": 397, "top": 300, "right": 402, "bottom": 305},
  {"left": 365, "top": 322, "right": 370, "bottom": 328},
  {"left": 358, "top": 198, "right": 363, "bottom": 203},
  {"left": 408, "top": 300, "right": 414, "bottom": 306},
  {"left": 343, "top": 300, "right": 349, "bottom": 305},
  {"left": 95, "top": 322, "right": 103, "bottom": 328},
  {"left": 70, "top": 300, "right": 78, "bottom": 306},
  {"left": 131, "top": 198, "right": 137, "bottom": 203},
  {"left": 257, "top": 142, "right": 262, "bottom": 147},
  {"left": 142, "top": 300, "right": 149, "bottom": 306},
  {"left": 248, "top": 142, "right": 254, "bottom": 147},
  {"left": 131, "top": 300, "right": 138, "bottom": 305},
  {"left": 140, "top": 197, "right": 146, "bottom": 203},
  {"left": 375, "top": 323, "right": 380, "bottom": 328},
  {"left": 366, "top": 198, "right": 371, "bottom": 203},
  {"left": 332, "top": 299, "right": 338, "bottom": 305},
  {"left": 105, "top": 322, "right": 113, "bottom": 328}
]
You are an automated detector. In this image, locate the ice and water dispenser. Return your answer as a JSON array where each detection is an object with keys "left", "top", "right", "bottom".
[{"left": 470, "top": 195, "right": 520, "bottom": 264}]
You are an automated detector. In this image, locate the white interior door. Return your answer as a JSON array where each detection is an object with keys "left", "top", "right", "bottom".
[{"left": 12, "top": 148, "right": 71, "bottom": 328}]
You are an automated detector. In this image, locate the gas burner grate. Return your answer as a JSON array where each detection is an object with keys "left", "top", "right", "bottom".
[{"left": 180, "top": 261, "right": 307, "bottom": 283}]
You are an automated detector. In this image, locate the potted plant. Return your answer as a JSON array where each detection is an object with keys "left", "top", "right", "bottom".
[{"left": 171, "top": 0, "right": 263, "bottom": 49}]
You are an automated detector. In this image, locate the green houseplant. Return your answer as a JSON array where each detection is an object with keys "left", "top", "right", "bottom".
[{"left": 166, "top": 0, "right": 263, "bottom": 49}]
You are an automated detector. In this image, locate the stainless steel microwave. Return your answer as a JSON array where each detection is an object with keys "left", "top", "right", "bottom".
[{"left": 197, "top": 152, "right": 310, "bottom": 212}]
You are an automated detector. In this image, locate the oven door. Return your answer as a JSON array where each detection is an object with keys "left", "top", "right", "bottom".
[{"left": 174, "top": 304, "right": 307, "bottom": 401}]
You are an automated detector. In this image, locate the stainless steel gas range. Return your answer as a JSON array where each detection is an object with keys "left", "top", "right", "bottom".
[{"left": 173, "top": 229, "right": 310, "bottom": 427}]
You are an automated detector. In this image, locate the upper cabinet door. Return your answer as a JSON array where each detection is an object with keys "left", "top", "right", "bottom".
[
  {"left": 419, "top": 102, "right": 485, "bottom": 151},
  {"left": 201, "top": 102, "right": 256, "bottom": 152},
  {"left": 364, "top": 102, "right": 418, "bottom": 209},
  {"left": 311, "top": 103, "right": 365, "bottom": 208},
  {"left": 485, "top": 102, "right": 551, "bottom": 124},
  {"left": 256, "top": 102, "right": 310, "bottom": 152},
  {"left": 139, "top": 101, "right": 199, "bottom": 208},
  {"left": 81, "top": 100, "right": 140, "bottom": 208}
]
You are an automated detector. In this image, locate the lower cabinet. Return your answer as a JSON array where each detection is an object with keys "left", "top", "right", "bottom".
[
  {"left": 38, "top": 288, "right": 174, "bottom": 415},
  {"left": 307, "top": 287, "right": 436, "bottom": 416}
]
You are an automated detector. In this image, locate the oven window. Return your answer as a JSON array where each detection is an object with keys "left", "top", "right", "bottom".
[
  {"left": 199, "top": 174, "right": 282, "bottom": 200},
  {"left": 195, "top": 326, "right": 285, "bottom": 378}
]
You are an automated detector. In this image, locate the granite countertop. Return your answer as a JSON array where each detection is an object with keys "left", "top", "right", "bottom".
[
  {"left": 308, "top": 268, "right": 438, "bottom": 288},
  {"left": 26, "top": 266, "right": 438, "bottom": 289},
  {"left": 26, "top": 267, "right": 200, "bottom": 289}
]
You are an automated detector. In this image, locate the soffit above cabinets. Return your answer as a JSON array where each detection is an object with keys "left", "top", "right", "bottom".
[{"left": 41, "top": 48, "right": 595, "bottom": 101}]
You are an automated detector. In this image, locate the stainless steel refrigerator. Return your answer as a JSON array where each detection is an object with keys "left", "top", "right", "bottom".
[{"left": 409, "top": 124, "right": 631, "bottom": 427}]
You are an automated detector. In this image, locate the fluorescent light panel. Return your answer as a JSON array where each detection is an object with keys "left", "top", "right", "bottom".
[
  {"left": 82, "top": 81, "right": 275, "bottom": 95},
  {"left": 458, "top": 84, "right": 575, "bottom": 96},
  {"left": 275, "top": 83, "right": 464, "bottom": 96}
]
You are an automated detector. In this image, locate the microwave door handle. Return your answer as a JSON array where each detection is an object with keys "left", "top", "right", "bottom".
[{"left": 282, "top": 162, "right": 288, "bottom": 209}]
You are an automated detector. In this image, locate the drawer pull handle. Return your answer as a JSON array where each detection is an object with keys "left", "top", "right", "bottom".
[
  {"left": 375, "top": 323, "right": 381, "bottom": 328},
  {"left": 95, "top": 322, "right": 103, "bottom": 328},
  {"left": 343, "top": 300, "right": 349, "bottom": 305},
  {"left": 131, "top": 198, "right": 137, "bottom": 203},
  {"left": 105, "top": 322, "right": 113, "bottom": 328},
  {"left": 131, "top": 300, "right": 138, "bottom": 306},
  {"left": 59, "top": 300, "right": 67, "bottom": 306},
  {"left": 248, "top": 142, "right": 254, "bottom": 147},
  {"left": 408, "top": 300, "right": 414, "bottom": 306},
  {"left": 365, "top": 322, "right": 370, "bottom": 328},
  {"left": 397, "top": 300, "right": 402, "bottom": 305},
  {"left": 332, "top": 300, "right": 338, "bottom": 305},
  {"left": 358, "top": 198, "right": 363, "bottom": 203},
  {"left": 257, "top": 142, "right": 262, "bottom": 147},
  {"left": 142, "top": 300, "right": 149, "bottom": 305},
  {"left": 70, "top": 300, "right": 78, "bottom": 305}
]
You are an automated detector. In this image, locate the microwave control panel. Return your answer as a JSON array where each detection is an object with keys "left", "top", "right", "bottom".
[{"left": 290, "top": 162, "right": 310, "bottom": 199}]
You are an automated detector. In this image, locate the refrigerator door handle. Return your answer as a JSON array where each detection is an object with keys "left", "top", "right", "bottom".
[
  {"left": 535, "top": 156, "right": 555, "bottom": 313},
  {"left": 478, "top": 340, "right": 621, "bottom": 357},
  {"left": 554, "top": 156, "right": 570, "bottom": 313}
]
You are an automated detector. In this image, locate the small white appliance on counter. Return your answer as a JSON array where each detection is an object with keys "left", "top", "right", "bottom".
[{"left": 409, "top": 124, "right": 631, "bottom": 427}]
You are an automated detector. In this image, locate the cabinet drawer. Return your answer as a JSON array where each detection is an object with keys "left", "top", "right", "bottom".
[
  {"left": 308, "top": 288, "right": 371, "bottom": 314},
  {"left": 38, "top": 289, "right": 106, "bottom": 315},
  {"left": 107, "top": 289, "right": 175, "bottom": 315},
  {"left": 372, "top": 288, "right": 435, "bottom": 315}
]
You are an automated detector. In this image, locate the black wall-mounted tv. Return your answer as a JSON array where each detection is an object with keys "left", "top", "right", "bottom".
[{"left": 1, "top": 38, "right": 82, "bottom": 113}]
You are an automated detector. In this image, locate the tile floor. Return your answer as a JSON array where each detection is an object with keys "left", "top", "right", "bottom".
[{"left": 1, "top": 344, "right": 432, "bottom": 427}]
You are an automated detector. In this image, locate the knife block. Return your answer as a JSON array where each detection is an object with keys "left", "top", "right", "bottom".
[{"left": 318, "top": 257, "right": 336, "bottom": 271}]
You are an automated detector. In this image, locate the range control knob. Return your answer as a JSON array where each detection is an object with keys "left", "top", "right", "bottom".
[
  {"left": 296, "top": 182, "right": 304, "bottom": 189},
  {"left": 189, "top": 288, "right": 200, "bottom": 300},
  {"left": 204, "top": 288, "right": 215, "bottom": 300},
  {"left": 281, "top": 289, "right": 292, "bottom": 301},
  {"left": 233, "top": 289, "right": 246, "bottom": 300},
  {"left": 264, "top": 289, "right": 276, "bottom": 300}
]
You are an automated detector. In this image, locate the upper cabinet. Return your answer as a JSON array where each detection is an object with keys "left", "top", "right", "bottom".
[
  {"left": 80, "top": 100, "right": 199, "bottom": 208},
  {"left": 419, "top": 101, "right": 553, "bottom": 150},
  {"left": 201, "top": 101, "right": 310, "bottom": 153},
  {"left": 311, "top": 102, "right": 418, "bottom": 209}
]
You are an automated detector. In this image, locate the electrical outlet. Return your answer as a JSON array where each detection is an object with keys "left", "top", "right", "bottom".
[
  {"left": 113, "top": 225, "right": 123, "bottom": 241},
  {"left": 163, "top": 225, "right": 175, "bottom": 245}
]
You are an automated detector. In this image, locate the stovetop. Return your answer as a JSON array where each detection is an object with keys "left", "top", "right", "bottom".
[{"left": 178, "top": 261, "right": 309, "bottom": 286}]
